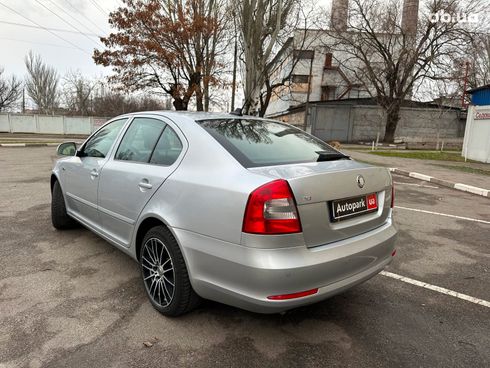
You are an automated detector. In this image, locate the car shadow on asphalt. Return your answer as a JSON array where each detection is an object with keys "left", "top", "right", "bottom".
[{"left": 194, "top": 290, "right": 361, "bottom": 325}]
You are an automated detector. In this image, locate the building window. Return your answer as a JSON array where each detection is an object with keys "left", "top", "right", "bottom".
[
  {"left": 293, "top": 49, "right": 315, "bottom": 60},
  {"left": 291, "top": 74, "right": 309, "bottom": 84},
  {"left": 324, "top": 53, "right": 333, "bottom": 68},
  {"left": 321, "top": 86, "right": 337, "bottom": 100}
]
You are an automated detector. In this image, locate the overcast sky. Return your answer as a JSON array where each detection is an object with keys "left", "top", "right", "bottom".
[
  {"left": 0, "top": 0, "right": 129, "bottom": 78},
  {"left": 0, "top": 0, "right": 332, "bottom": 79}
]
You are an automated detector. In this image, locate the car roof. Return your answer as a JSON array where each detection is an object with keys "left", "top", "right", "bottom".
[{"left": 123, "top": 111, "right": 264, "bottom": 123}]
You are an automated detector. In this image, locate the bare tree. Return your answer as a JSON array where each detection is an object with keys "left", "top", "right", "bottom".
[
  {"left": 92, "top": 92, "right": 165, "bottom": 117},
  {"left": 327, "top": 0, "right": 489, "bottom": 142},
  {"left": 0, "top": 68, "right": 22, "bottom": 111},
  {"left": 62, "top": 71, "right": 96, "bottom": 116},
  {"left": 24, "top": 51, "right": 59, "bottom": 114},
  {"left": 238, "top": 0, "right": 298, "bottom": 115},
  {"left": 455, "top": 33, "right": 490, "bottom": 90},
  {"left": 257, "top": 2, "right": 326, "bottom": 117}
]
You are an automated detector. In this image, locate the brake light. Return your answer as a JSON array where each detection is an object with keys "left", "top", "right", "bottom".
[
  {"left": 391, "top": 184, "right": 395, "bottom": 208},
  {"left": 243, "top": 179, "right": 302, "bottom": 234}
]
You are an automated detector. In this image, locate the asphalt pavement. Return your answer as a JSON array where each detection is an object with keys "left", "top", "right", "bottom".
[
  {"left": 0, "top": 147, "right": 489, "bottom": 368},
  {"left": 343, "top": 148, "right": 490, "bottom": 190}
]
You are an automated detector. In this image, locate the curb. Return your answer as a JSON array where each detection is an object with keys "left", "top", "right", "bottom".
[
  {"left": 0, "top": 143, "right": 60, "bottom": 147},
  {"left": 390, "top": 168, "right": 489, "bottom": 198}
]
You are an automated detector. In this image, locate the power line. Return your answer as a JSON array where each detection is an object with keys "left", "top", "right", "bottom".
[
  {"left": 45, "top": 0, "right": 104, "bottom": 45},
  {"left": 34, "top": 0, "right": 101, "bottom": 48},
  {"left": 59, "top": 0, "right": 108, "bottom": 35},
  {"left": 89, "top": 0, "right": 109, "bottom": 17},
  {"left": 0, "top": 36, "right": 79, "bottom": 50},
  {"left": 0, "top": 20, "right": 101, "bottom": 37},
  {"left": 0, "top": 2, "right": 92, "bottom": 55}
]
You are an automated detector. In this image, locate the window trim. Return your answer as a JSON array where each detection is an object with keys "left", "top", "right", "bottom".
[
  {"left": 80, "top": 117, "right": 129, "bottom": 159},
  {"left": 111, "top": 114, "right": 186, "bottom": 167},
  {"left": 148, "top": 125, "right": 184, "bottom": 166},
  {"left": 113, "top": 116, "right": 167, "bottom": 164},
  {"left": 197, "top": 118, "right": 340, "bottom": 168}
]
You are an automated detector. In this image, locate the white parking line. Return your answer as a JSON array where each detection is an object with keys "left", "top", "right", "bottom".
[
  {"left": 394, "top": 206, "right": 490, "bottom": 225},
  {"left": 394, "top": 181, "right": 439, "bottom": 189},
  {"left": 381, "top": 271, "right": 490, "bottom": 308}
]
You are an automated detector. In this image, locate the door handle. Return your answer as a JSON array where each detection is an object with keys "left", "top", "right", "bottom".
[
  {"left": 138, "top": 180, "right": 153, "bottom": 190},
  {"left": 90, "top": 169, "right": 99, "bottom": 178}
]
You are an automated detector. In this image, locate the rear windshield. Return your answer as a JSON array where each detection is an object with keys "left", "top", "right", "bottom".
[{"left": 198, "top": 119, "right": 340, "bottom": 168}]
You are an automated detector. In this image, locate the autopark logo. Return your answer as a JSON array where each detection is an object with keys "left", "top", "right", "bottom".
[{"left": 429, "top": 10, "right": 479, "bottom": 24}]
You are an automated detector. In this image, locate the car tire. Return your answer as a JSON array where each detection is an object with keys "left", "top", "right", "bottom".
[
  {"left": 140, "top": 225, "right": 201, "bottom": 316},
  {"left": 51, "top": 180, "right": 77, "bottom": 230}
]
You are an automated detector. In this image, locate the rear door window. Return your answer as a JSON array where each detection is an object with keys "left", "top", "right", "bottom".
[
  {"left": 115, "top": 117, "right": 165, "bottom": 163},
  {"left": 149, "top": 126, "right": 183, "bottom": 166},
  {"left": 198, "top": 119, "right": 340, "bottom": 167}
]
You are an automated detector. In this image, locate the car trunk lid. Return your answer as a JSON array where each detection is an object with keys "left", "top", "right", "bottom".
[{"left": 248, "top": 160, "right": 393, "bottom": 247}]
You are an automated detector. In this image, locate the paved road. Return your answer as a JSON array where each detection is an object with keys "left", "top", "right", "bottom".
[
  {"left": 343, "top": 149, "right": 490, "bottom": 190},
  {"left": 0, "top": 147, "right": 489, "bottom": 368}
]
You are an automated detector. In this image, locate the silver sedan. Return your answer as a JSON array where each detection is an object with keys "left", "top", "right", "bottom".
[{"left": 51, "top": 112, "right": 397, "bottom": 316}]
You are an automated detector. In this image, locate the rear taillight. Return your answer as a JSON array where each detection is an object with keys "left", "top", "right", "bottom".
[
  {"left": 243, "top": 179, "right": 302, "bottom": 234},
  {"left": 391, "top": 184, "right": 395, "bottom": 208}
]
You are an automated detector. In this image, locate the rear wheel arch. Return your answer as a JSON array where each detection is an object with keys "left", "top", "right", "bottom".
[
  {"left": 136, "top": 217, "right": 164, "bottom": 260},
  {"left": 135, "top": 217, "right": 183, "bottom": 262}
]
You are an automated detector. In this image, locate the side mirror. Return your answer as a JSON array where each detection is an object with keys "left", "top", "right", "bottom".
[{"left": 56, "top": 142, "right": 77, "bottom": 156}]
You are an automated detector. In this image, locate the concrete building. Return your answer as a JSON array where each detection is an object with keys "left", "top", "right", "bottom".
[
  {"left": 266, "top": 0, "right": 421, "bottom": 120},
  {"left": 274, "top": 98, "right": 464, "bottom": 144},
  {"left": 262, "top": 0, "right": 463, "bottom": 144},
  {"left": 330, "top": 0, "right": 349, "bottom": 31},
  {"left": 265, "top": 29, "right": 374, "bottom": 117},
  {"left": 401, "top": 0, "right": 420, "bottom": 34}
]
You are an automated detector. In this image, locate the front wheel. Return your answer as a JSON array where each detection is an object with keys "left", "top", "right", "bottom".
[
  {"left": 140, "top": 226, "right": 200, "bottom": 316},
  {"left": 51, "top": 180, "right": 77, "bottom": 230}
]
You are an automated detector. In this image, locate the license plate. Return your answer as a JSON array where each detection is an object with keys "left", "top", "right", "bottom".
[{"left": 331, "top": 193, "right": 378, "bottom": 221}]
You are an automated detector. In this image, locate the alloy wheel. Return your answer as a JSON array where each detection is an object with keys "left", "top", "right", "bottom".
[{"left": 141, "top": 238, "right": 175, "bottom": 307}]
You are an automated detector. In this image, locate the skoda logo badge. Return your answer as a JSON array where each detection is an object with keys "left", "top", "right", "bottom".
[{"left": 357, "top": 175, "right": 365, "bottom": 188}]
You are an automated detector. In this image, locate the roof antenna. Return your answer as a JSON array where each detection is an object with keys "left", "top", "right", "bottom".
[{"left": 230, "top": 108, "right": 243, "bottom": 116}]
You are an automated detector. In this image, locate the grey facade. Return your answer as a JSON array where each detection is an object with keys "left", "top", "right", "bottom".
[
  {"left": 265, "top": 30, "right": 374, "bottom": 117},
  {"left": 273, "top": 100, "right": 465, "bottom": 143}
]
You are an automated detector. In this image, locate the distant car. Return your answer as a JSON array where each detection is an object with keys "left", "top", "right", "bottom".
[{"left": 51, "top": 112, "right": 397, "bottom": 316}]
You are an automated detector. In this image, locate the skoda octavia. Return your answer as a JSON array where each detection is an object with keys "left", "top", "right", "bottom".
[{"left": 51, "top": 112, "right": 397, "bottom": 316}]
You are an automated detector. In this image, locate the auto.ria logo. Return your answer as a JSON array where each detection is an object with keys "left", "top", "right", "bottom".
[{"left": 429, "top": 11, "right": 479, "bottom": 24}]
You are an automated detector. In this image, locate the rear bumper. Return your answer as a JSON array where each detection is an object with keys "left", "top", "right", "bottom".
[{"left": 174, "top": 219, "right": 397, "bottom": 313}]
